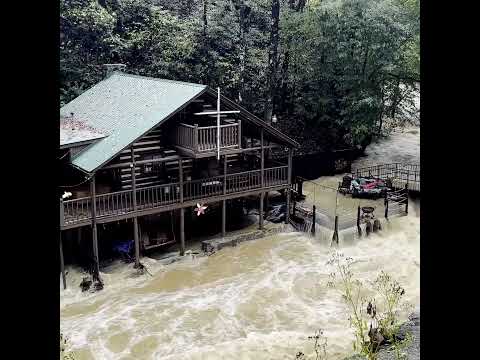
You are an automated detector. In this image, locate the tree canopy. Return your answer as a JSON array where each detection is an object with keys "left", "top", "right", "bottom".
[{"left": 60, "top": 0, "right": 420, "bottom": 154}]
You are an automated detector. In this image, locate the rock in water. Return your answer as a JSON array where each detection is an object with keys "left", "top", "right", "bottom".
[{"left": 79, "top": 277, "right": 92, "bottom": 292}]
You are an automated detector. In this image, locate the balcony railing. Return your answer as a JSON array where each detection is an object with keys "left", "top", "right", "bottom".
[
  {"left": 174, "top": 121, "right": 241, "bottom": 153},
  {"left": 62, "top": 165, "right": 288, "bottom": 227}
]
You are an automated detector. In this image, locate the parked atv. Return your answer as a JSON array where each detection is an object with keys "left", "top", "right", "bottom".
[{"left": 351, "top": 177, "right": 389, "bottom": 199}]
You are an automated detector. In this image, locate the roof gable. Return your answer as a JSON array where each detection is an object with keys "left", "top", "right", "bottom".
[{"left": 60, "top": 72, "right": 207, "bottom": 173}]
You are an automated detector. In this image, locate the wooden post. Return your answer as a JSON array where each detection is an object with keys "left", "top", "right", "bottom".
[
  {"left": 180, "top": 208, "right": 185, "bottom": 255},
  {"left": 357, "top": 205, "right": 362, "bottom": 237},
  {"left": 131, "top": 148, "right": 140, "bottom": 267},
  {"left": 298, "top": 179, "right": 303, "bottom": 197},
  {"left": 179, "top": 159, "right": 185, "bottom": 255},
  {"left": 332, "top": 215, "right": 339, "bottom": 244},
  {"left": 179, "top": 158, "right": 184, "bottom": 203},
  {"left": 222, "top": 155, "right": 227, "bottom": 237},
  {"left": 285, "top": 148, "right": 293, "bottom": 224},
  {"left": 90, "top": 175, "right": 100, "bottom": 278},
  {"left": 260, "top": 129, "right": 264, "bottom": 187},
  {"left": 405, "top": 183, "right": 409, "bottom": 214},
  {"left": 285, "top": 189, "right": 291, "bottom": 224},
  {"left": 385, "top": 194, "right": 389, "bottom": 219},
  {"left": 259, "top": 192, "right": 264, "bottom": 229},
  {"left": 288, "top": 148, "right": 293, "bottom": 185},
  {"left": 60, "top": 231, "right": 66, "bottom": 290},
  {"left": 311, "top": 205, "right": 316, "bottom": 235},
  {"left": 237, "top": 119, "right": 242, "bottom": 148},
  {"left": 194, "top": 124, "right": 199, "bottom": 152},
  {"left": 60, "top": 198, "right": 64, "bottom": 228},
  {"left": 264, "top": 191, "right": 269, "bottom": 217}
]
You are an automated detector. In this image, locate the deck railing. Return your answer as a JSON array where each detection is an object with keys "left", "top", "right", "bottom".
[
  {"left": 62, "top": 165, "right": 288, "bottom": 226},
  {"left": 175, "top": 121, "right": 241, "bottom": 153},
  {"left": 352, "top": 163, "right": 420, "bottom": 192}
]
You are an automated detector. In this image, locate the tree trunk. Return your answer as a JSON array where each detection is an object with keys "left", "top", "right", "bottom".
[
  {"left": 280, "top": 50, "right": 290, "bottom": 113},
  {"left": 264, "top": 0, "right": 280, "bottom": 123},
  {"left": 237, "top": 1, "right": 249, "bottom": 104},
  {"left": 202, "top": 0, "right": 208, "bottom": 38},
  {"left": 391, "top": 77, "right": 401, "bottom": 119},
  {"left": 202, "top": 0, "right": 209, "bottom": 84}
]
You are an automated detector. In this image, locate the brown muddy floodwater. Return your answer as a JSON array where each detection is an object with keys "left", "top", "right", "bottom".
[{"left": 60, "top": 127, "right": 420, "bottom": 360}]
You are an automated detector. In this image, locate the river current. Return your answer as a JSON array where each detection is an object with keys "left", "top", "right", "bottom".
[{"left": 60, "top": 127, "right": 420, "bottom": 360}]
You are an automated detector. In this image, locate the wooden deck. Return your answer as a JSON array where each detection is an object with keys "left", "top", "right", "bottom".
[
  {"left": 352, "top": 163, "right": 420, "bottom": 192},
  {"left": 61, "top": 166, "right": 288, "bottom": 229},
  {"left": 174, "top": 121, "right": 241, "bottom": 154}
]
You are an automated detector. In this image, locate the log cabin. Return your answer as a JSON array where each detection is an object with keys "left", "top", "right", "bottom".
[{"left": 59, "top": 71, "right": 299, "bottom": 288}]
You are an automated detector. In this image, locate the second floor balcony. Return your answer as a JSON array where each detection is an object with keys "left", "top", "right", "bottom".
[{"left": 174, "top": 120, "right": 241, "bottom": 156}]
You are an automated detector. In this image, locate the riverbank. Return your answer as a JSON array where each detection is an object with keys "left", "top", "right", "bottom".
[{"left": 345, "top": 310, "right": 420, "bottom": 360}]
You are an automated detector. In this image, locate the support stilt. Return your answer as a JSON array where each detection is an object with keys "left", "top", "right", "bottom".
[
  {"left": 180, "top": 208, "right": 185, "bottom": 255},
  {"left": 90, "top": 175, "right": 100, "bottom": 278},
  {"left": 60, "top": 232, "right": 66, "bottom": 290},
  {"left": 131, "top": 148, "right": 140, "bottom": 267},
  {"left": 259, "top": 192, "right": 264, "bottom": 230},
  {"left": 311, "top": 205, "right": 316, "bottom": 235},
  {"left": 222, "top": 199, "right": 226, "bottom": 237}
]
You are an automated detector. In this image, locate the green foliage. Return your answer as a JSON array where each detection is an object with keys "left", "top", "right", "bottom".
[
  {"left": 60, "top": 0, "right": 420, "bottom": 152},
  {"left": 327, "top": 252, "right": 413, "bottom": 360}
]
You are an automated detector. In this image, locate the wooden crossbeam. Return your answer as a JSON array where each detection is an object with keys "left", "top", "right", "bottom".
[{"left": 193, "top": 110, "right": 240, "bottom": 116}]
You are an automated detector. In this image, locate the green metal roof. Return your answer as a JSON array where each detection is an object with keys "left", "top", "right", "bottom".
[{"left": 60, "top": 72, "right": 207, "bottom": 173}]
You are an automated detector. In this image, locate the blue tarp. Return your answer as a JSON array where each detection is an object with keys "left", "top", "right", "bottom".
[{"left": 113, "top": 240, "right": 134, "bottom": 255}]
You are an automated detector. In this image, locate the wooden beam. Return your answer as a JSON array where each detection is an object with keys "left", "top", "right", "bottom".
[
  {"left": 90, "top": 175, "right": 100, "bottom": 277},
  {"left": 60, "top": 232, "right": 66, "bottom": 290},
  {"left": 193, "top": 110, "right": 240, "bottom": 115},
  {"left": 102, "top": 155, "right": 180, "bottom": 170}
]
